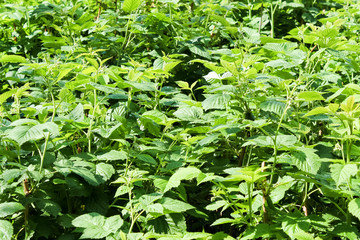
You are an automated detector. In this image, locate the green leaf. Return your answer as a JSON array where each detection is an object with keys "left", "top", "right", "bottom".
[
  {"left": 173, "top": 107, "right": 203, "bottom": 121},
  {"left": 330, "top": 164, "right": 357, "bottom": 187},
  {"left": 142, "top": 110, "right": 167, "bottom": 124},
  {"left": 0, "top": 89, "right": 17, "bottom": 105},
  {"left": 189, "top": 45, "right": 211, "bottom": 60},
  {"left": 35, "top": 199, "right": 61, "bottom": 217},
  {"left": 96, "top": 150, "right": 127, "bottom": 161},
  {"left": 348, "top": 198, "right": 360, "bottom": 221},
  {"left": 161, "top": 197, "right": 194, "bottom": 212},
  {"left": 6, "top": 122, "right": 60, "bottom": 145},
  {"left": 0, "top": 55, "right": 26, "bottom": 63},
  {"left": 211, "top": 218, "right": 236, "bottom": 226},
  {"left": 270, "top": 176, "right": 295, "bottom": 204},
  {"left": 303, "top": 107, "right": 329, "bottom": 117},
  {"left": 72, "top": 213, "right": 108, "bottom": 239},
  {"left": 275, "top": 135, "right": 298, "bottom": 148},
  {"left": 240, "top": 224, "right": 271, "bottom": 240},
  {"left": 280, "top": 147, "right": 321, "bottom": 174},
  {"left": 68, "top": 103, "right": 84, "bottom": 122},
  {"left": 123, "top": 0, "right": 141, "bottom": 12},
  {"left": 57, "top": 68, "right": 73, "bottom": 82},
  {"left": 224, "top": 165, "right": 269, "bottom": 184},
  {"left": 260, "top": 100, "right": 286, "bottom": 116},
  {"left": 297, "top": 91, "right": 325, "bottom": 101},
  {"left": 96, "top": 163, "right": 115, "bottom": 181},
  {"left": 103, "top": 215, "right": 123, "bottom": 233},
  {"left": 281, "top": 214, "right": 311, "bottom": 239},
  {"left": 183, "top": 232, "right": 212, "bottom": 239},
  {"left": 164, "top": 167, "right": 201, "bottom": 192},
  {"left": 175, "top": 81, "right": 189, "bottom": 89},
  {"left": 0, "top": 220, "right": 13, "bottom": 240},
  {"left": 139, "top": 117, "right": 160, "bottom": 136},
  {"left": 136, "top": 154, "right": 157, "bottom": 165},
  {"left": 205, "top": 200, "right": 227, "bottom": 211},
  {"left": 72, "top": 168, "right": 101, "bottom": 186},
  {"left": 202, "top": 94, "right": 231, "bottom": 111},
  {"left": 0, "top": 202, "right": 24, "bottom": 217},
  {"left": 263, "top": 42, "right": 298, "bottom": 52}
]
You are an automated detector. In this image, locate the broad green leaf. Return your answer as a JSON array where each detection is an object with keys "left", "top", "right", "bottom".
[
  {"left": 10, "top": 119, "right": 39, "bottom": 126},
  {"left": 86, "top": 82, "right": 117, "bottom": 94},
  {"left": 161, "top": 197, "right": 194, "bottom": 212},
  {"left": 211, "top": 14, "right": 230, "bottom": 27},
  {"left": 189, "top": 45, "right": 211, "bottom": 60},
  {"left": 139, "top": 193, "right": 163, "bottom": 207},
  {"left": 123, "top": 0, "right": 141, "bottom": 12},
  {"left": 139, "top": 117, "right": 160, "bottom": 136},
  {"left": 260, "top": 100, "right": 286, "bottom": 116},
  {"left": 263, "top": 42, "right": 298, "bottom": 52},
  {"left": 303, "top": 107, "right": 329, "bottom": 117},
  {"left": 240, "top": 224, "right": 271, "bottom": 240},
  {"left": 97, "top": 150, "right": 127, "bottom": 161},
  {"left": 136, "top": 154, "right": 157, "bottom": 165},
  {"left": 0, "top": 89, "right": 17, "bottom": 105},
  {"left": 142, "top": 110, "right": 167, "bottom": 124},
  {"left": 96, "top": 163, "right": 115, "bottom": 181},
  {"left": 103, "top": 215, "right": 123, "bottom": 233},
  {"left": 292, "top": 231, "right": 314, "bottom": 240},
  {"left": 0, "top": 220, "right": 13, "bottom": 240},
  {"left": 205, "top": 200, "right": 227, "bottom": 211},
  {"left": 202, "top": 94, "right": 231, "bottom": 111},
  {"left": 86, "top": 57, "right": 99, "bottom": 69},
  {"left": 270, "top": 176, "right": 295, "bottom": 203},
  {"left": 72, "top": 168, "right": 101, "bottom": 186},
  {"left": 0, "top": 202, "right": 24, "bottom": 217},
  {"left": 35, "top": 199, "right": 61, "bottom": 217},
  {"left": 281, "top": 214, "right": 311, "bottom": 239},
  {"left": 127, "top": 81, "right": 157, "bottom": 91},
  {"left": 265, "top": 59, "right": 292, "bottom": 69},
  {"left": 6, "top": 122, "right": 60, "bottom": 145},
  {"left": 164, "top": 167, "right": 201, "bottom": 192},
  {"left": 145, "top": 203, "right": 164, "bottom": 214},
  {"left": 68, "top": 103, "right": 84, "bottom": 122},
  {"left": 0, "top": 55, "right": 26, "bottom": 63},
  {"left": 183, "top": 232, "right": 212, "bottom": 239},
  {"left": 224, "top": 165, "right": 269, "bottom": 183},
  {"left": 212, "top": 232, "right": 236, "bottom": 240},
  {"left": 164, "top": 61, "right": 181, "bottom": 72},
  {"left": 332, "top": 223, "right": 359, "bottom": 240},
  {"left": 297, "top": 91, "right": 325, "bottom": 101},
  {"left": 211, "top": 218, "right": 236, "bottom": 226},
  {"left": 280, "top": 147, "right": 321, "bottom": 174},
  {"left": 176, "top": 81, "right": 189, "bottom": 89},
  {"left": 275, "top": 135, "right": 298, "bottom": 148},
  {"left": 348, "top": 198, "right": 360, "bottom": 221},
  {"left": 173, "top": 107, "right": 203, "bottom": 121},
  {"left": 57, "top": 68, "right": 73, "bottom": 82},
  {"left": 198, "top": 134, "right": 220, "bottom": 146},
  {"left": 330, "top": 164, "right": 357, "bottom": 187},
  {"left": 72, "top": 213, "right": 109, "bottom": 239}
]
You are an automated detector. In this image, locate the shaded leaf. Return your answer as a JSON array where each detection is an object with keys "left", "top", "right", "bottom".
[{"left": 0, "top": 202, "right": 24, "bottom": 218}]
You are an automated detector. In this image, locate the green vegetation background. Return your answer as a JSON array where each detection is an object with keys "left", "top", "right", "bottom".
[{"left": 1, "top": 0, "right": 360, "bottom": 239}]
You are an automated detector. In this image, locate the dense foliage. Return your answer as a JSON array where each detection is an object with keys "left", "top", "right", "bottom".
[{"left": 1, "top": 0, "right": 360, "bottom": 239}]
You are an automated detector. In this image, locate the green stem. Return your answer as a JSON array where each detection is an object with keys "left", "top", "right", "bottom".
[
  {"left": 248, "top": 183, "right": 253, "bottom": 226},
  {"left": 39, "top": 133, "right": 50, "bottom": 174},
  {"left": 87, "top": 89, "right": 97, "bottom": 153},
  {"left": 270, "top": 1, "right": 280, "bottom": 38}
]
